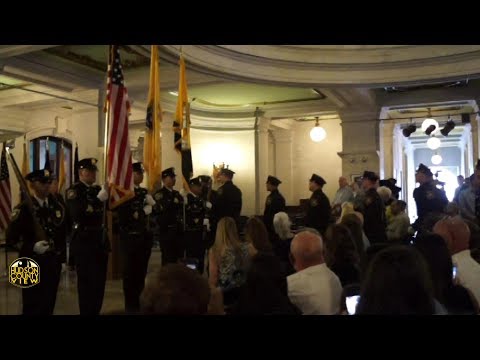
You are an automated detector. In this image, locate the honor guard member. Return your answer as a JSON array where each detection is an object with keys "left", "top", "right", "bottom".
[
  {"left": 6, "top": 169, "right": 67, "bottom": 315},
  {"left": 153, "top": 167, "right": 184, "bottom": 265},
  {"left": 198, "top": 175, "right": 216, "bottom": 249},
  {"left": 184, "top": 176, "right": 211, "bottom": 273},
  {"left": 263, "top": 175, "right": 286, "bottom": 237},
  {"left": 66, "top": 158, "right": 109, "bottom": 315},
  {"left": 360, "top": 171, "right": 387, "bottom": 244},
  {"left": 212, "top": 168, "right": 242, "bottom": 229},
  {"left": 305, "top": 174, "right": 331, "bottom": 235},
  {"left": 116, "top": 162, "right": 155, "bottom": 313},
  {"left": 413, "top": 163, "right": 448, "bottom": 233}
]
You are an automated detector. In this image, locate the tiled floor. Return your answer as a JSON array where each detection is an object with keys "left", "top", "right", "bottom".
[{"left": 0, "top": 247, "right": 164, "bottom": 315}]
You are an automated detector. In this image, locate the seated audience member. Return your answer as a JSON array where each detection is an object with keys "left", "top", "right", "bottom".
[
  {"left": 245, "top": 216, "right": 272, "bottom": 256},
  {"left": 386, "top": 200, "right": 410, "bottom": 243},
  {"left": 272, "top": 212, "right": 295, "bottom": 276},
  {"left": 356, "top": 245, "right": 438, "bottom": 315},
  {"left": 231, "top": 253, "right": 301, "bottom": 315},
  {"left": 287, "top": 231, "right": 342, "bottom": 315},
  {"left": 324, "top": 224, "right": 360, "bottom": 287},
  {"left": 140, "top": 264, "right": 210, "bottom": 315},
  {"left": 340, "top": 213, "right": 369, "bottom": 258},
  {"left": 437, "top": 218, "right": 480, "bottom": 311},
  {"left": 359, "top": 243, "right": 390, "bottom": 281},
  {"left": 414, "top": 234, "right": 476, "bottom": 314},
  {"left": 208, "top": 217, "right": 251, "bottom": 306}
]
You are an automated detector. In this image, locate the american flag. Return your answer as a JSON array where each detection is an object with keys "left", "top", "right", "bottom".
[
  {"left": 0, "top": 145, "right": 11, "bottom": 231},
  {"left": 106, "top": 45, "right": 134, "bottom": 209}
]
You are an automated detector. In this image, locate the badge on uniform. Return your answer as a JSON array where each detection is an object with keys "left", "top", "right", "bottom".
[
  {"left": 174, "top": 198, "right": 179, "bottom": 204},
  {"left": 11, "top": 208, "right": 20, "bottom": 221},
  {"left": 86, "top": 205, "right": 94, "bottom": 213},
  {"left": 426, "top": 191, "right": 434, "bottom": 200},
  {"left": 194, "top": 218, "right": 199, "bottom": 224},
  {"left": 310, "top": 199, "right": 318, "bottom": 207},
  {"left": 155, "top": 192, "right": 163, "bottom": 201},
  {"left": 266, "top": 197, "right": 272, "bottom": 205},
  {"left": 133, "top": 211, "right": 139, "bottom": 220},
  {"left": 56, "top": 210, "right": 61, "bottom": 218},
  {"left": 67, "top": 189, "right": 77, "bottom": 200},
  {"left": 217, "top": 188, "right": 223, "bottom": 196},
  {"left": 365, "top": 196, "right": 373, "bottom": 206}
]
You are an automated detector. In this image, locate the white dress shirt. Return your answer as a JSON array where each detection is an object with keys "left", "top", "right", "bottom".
[
  {"left": 287, "top": 263, "right": 343, "bottom": 315},
  {"left": 452, "top": 250, "right": 480, "bottom": 308}
]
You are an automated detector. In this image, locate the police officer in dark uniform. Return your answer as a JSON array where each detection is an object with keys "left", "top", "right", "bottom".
[
  {"left": 6, "top": 169, "right": 67, "bottom": 315},
  {"left": 263, "top": 175, "right": 286, "bottom": 237},
  {"left": 360, "top": 171, "right": 387, "bottom": 244},
  {"left": 184, "top": 176, "right": 211, "bottom": 274},
  {"left": 115, "top": 162, "right": 155, "bottom": 313},
  {"left": 211, "top": 168, "right": 242, "bottom": 228},
  {"left": 66, "top": 158, "right": 109, "bottom": 315},
  {"left": 413, "top": 163, "right": 448, "bottom": 233},
  {"left": 153, "top": 167, "right": 184, "bottom": 266},
  {"left": 198, "top": 175, "right": 215, "bottom": 249},
  {"left": 305, "top": 174, "right": 331, "bottom": 235}
]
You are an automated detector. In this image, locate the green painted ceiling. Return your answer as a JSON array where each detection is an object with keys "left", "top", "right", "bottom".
[{"left": 165, "top": 82, "right": 324, "bottom": 108}]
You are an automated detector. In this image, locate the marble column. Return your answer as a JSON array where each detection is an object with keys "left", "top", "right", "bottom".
[
  {"left": 338, "top": 108, "right": 381, "bottom": 180},
  {"left": 255, "top": 117, "right": 270, "bottom": 214},
  {"left": 273, "top": 129, "right": 294, "bottom": 205},
  {"left": 379, "top": 120, "right": 395, "bottom": 179}
]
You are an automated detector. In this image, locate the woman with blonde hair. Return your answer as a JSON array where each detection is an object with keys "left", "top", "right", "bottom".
[{"left": 208, "top": 217, "right": 251, "bottom": 306}]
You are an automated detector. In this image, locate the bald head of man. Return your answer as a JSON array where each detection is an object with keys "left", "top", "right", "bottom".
[
  {"left": 339, "top": 176, "right": 348, "bottom": 188},
  {"left": 290, "top": 230, "right": 325, "bottom": 272}
]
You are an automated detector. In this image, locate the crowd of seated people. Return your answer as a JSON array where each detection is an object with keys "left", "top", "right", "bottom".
[{"left": 124, "top": 168, "right": 480, "bottom": 315}]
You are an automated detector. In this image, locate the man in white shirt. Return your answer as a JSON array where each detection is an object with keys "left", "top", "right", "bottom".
[
  {"left": 287, "top": 230, "right": 342, "bottom": 315},
  {"left": 332, "top": 176, "right": 354, "bottom": 216}
]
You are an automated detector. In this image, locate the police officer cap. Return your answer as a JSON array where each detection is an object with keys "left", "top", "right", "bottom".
[
  {"left": 220, "top": 168, "right": 235, "bottom": 178},
  {"left": 189, "top": 177, "right": 202, "bottom": 187},
  {"left": 266, "top": 175, "right": 281, "bottom": 186},
  {"left": 309, "top": 173, "right": 326, "bottom": 186},
  {"left": 198, "top": 175, "right": 211, "bottom": 183},
  {"left": 26, "top": 169, "right": 52, "bottom": 183},
  {"left": 78, "top": 158, "right": 98, "bottom": 171},
  {"left": 416, "top": 163, "right": 433, "bottom": 177},
  {"left": 132, "top": 162, "right": 144, "bottom": 173},
  {"left": 161, "top": 167, "right": 176, "bottom": 178},
  {"left": 363, "top": 171, "right": 379, "bottom": 182}
]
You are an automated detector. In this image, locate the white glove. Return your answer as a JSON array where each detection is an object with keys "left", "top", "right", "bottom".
[
  {"left": 97, "top": 187, "right": 108, "bottom": 202},
  {"left": 143, "top": 204, "right": 153, "bottom": 215},
  {"left": 205, "top": 201, "right": 212, "bottom": 209},
  {"left": 203, "top": 218, "right": 210, "bottom": 232},
  {"left": 145, "top": 194, "right": 156, "bottom": 206},
  {"left": 33, "top": 240, "right": 50, "bottom": 255}
]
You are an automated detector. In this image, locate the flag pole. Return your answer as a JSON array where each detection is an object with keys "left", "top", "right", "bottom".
[{"left": 101, "top": 45, "right": 113, "bottom": 246}]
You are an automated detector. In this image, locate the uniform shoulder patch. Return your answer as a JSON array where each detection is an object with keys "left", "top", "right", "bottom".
[
  {"left": 67, "top": 189, "right": 77, "bottom": 200},
  {"left": 266, "top": 197, "right": 272, "bottom": 206},
  {"left": 310, "top": 198, "right": 318, "bottom": 207}
]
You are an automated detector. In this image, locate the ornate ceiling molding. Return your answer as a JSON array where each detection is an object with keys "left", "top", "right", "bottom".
[{"left": 159, "top": 45, "right": 480, "bottom": 87}]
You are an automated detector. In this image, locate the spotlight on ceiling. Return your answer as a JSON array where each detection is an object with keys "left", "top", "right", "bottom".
[
  {"left": 425, "top": 124, "right": 437, "bottom": 136},
  {"left": 402, "top": 124, "right": 417, "bottom": 138},
  {"left": 440, "top": 119, "right": 456, "bottom": 137}
]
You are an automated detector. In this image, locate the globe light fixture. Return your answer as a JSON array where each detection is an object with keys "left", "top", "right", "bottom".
[
  {"left": 310, "top": 117, "right": 326, "bottom": 142},
  {"left": 421, "top": 108, "right": 439, "bottom": 135},
  {"left": 427, "top": 136, "right": 441, "bottom": 150},
  {"left": 431, "top": 154, "right": 442, "bottom": 165}
]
